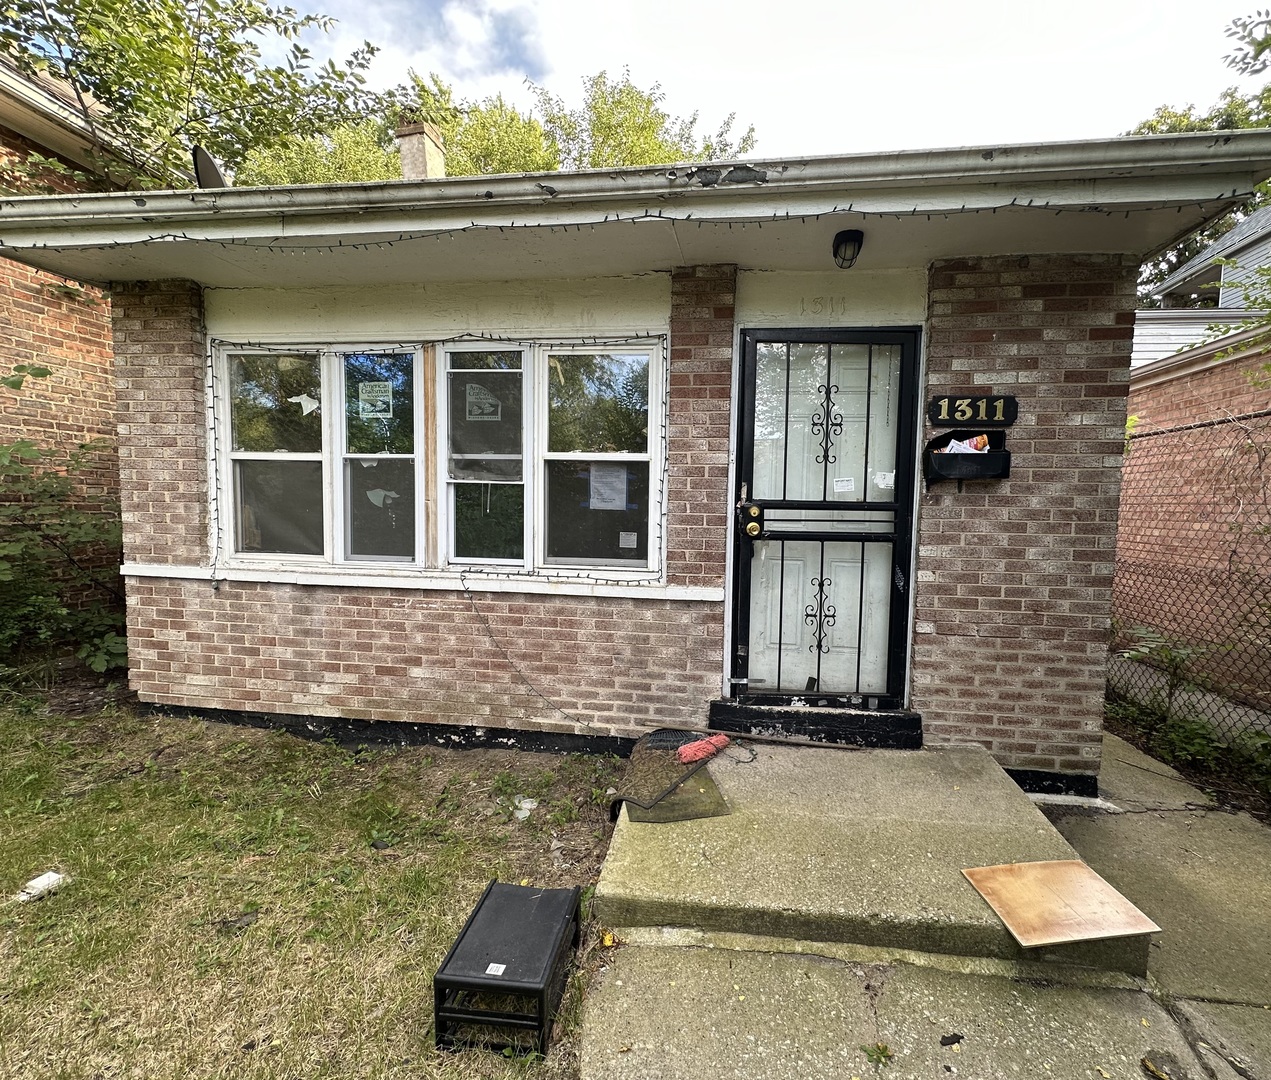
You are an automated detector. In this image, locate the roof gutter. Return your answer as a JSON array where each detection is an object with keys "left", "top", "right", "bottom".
[{"left": 2, "top": 129, "right": 1270, "bottom": 234}]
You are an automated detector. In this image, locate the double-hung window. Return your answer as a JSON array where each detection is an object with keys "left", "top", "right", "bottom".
[
  {"left": 228, "top": 348, "right": 418, "bottom": 561},
  {"left": 224, "top": 341, "right": 658, "bottom": 575},
  {"left": 446, "top": 349, "right": 526, "bottom": 561},
  {"left": 541, "top": 351, "right": 650, "bottom": 567}
]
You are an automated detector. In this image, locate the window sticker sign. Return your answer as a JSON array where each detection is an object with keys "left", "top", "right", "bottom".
[
  {"left": 358, "top": 382, "right": 393, "bottom": 419},
  {"left": 466, "top": 383, "right": 501, "bottom": 421},
  {"left": 589, "top": 463, "right": 628, "bottom": 510}
]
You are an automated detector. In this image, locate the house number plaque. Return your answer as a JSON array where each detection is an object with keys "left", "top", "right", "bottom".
[{"left": 927, "top": 394, "right": 1017, "bottom": 427}]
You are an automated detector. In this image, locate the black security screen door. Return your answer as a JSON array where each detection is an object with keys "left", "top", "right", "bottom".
[{"left": 732, "top": 328, "right": 920, "bottom": 708}]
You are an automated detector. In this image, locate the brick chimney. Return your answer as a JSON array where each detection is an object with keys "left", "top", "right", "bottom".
[{"left": 396, "top": 121, "right": 446, "bottom": 180}]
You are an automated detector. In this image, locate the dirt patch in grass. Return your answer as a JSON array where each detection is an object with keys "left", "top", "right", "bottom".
[{"left": 0, "top": 701, "right": 626, "bottom": 1079}]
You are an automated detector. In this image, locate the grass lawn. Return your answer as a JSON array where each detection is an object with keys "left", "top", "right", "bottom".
[{"left": 0, "top": 699, "right": 626, "bottom": 1079}]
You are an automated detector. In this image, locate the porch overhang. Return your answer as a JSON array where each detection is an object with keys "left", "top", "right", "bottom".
[{"left": 3, "top": 130, "right": 1271, "bottom": 287}]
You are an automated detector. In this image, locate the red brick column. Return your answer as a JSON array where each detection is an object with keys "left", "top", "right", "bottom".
[
  {"left": 915, "top": 254, "right": 1138, "bottom": 775},
  {"left": 111, "top": 281, "right": 207, "bottom": 565},
  {"left": 666, "top": 265, "right": 736, "bottom": 588}
]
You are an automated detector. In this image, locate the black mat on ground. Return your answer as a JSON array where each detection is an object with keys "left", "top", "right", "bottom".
[{"left": 609, "top": 731, "right": 731, "bottom": 823}]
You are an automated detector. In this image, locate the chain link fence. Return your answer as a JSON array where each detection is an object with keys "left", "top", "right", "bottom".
[{"left": 1110, "top": 405, "right": 1271, "bottom": 748}]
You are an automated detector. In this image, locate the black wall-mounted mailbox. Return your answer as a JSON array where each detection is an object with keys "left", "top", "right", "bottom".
[{"left": 922, "top": 429, "right": 1011, "bottom": 487}]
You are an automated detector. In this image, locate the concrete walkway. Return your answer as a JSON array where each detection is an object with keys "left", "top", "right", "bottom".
[{"left": 580, "top": 736, "right": 1271, "bottom": 1080}]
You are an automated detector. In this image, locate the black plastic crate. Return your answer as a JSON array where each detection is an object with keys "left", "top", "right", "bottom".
[{"left": 434, "top": 880, "right": 581, "bottom": 1056}]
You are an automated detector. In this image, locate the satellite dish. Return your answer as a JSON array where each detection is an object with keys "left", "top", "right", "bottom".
[{"left": 192, "top": 145, "right": 229, "bottom": 188}]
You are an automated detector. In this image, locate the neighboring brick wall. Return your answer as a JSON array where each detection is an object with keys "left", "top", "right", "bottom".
[
  {"left": 1128, "top": 353, "right": 1268, "bottom": 429},
  {"left": 666, "top": 265, "right": 735, "bottom": 588},
  {"left": 1, "top": 125, "right": 118, "bottom": 609},
  {"left": 111, "top": 281, "right": 208, "bottom": 565},
  {"left": 914, "top": 254, "right": 1138, "bottom": 775},
  {"left": 1113, "top": 352, "right": 1271, "bottom": 711},
  {"left": 0, "top": 122, "right": 87, "bottom": 196},
  {"left": 119, "top": 269, "right": 732, "bottom": 734},
  {"left": 0, "top": 259, "right": 113, "bottom": 488}
]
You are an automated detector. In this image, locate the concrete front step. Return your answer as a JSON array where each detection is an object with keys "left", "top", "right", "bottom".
[{"left": 594, "top": 743, "right": 1154, "bottom": 976}]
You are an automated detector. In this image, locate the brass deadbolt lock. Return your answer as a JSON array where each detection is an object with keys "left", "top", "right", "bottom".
[
  {"left": 745, "top": 521, "right": 761, "bottom": 538},
  {"left": 747, "top": 505, "right": 761, "bottom": 518}
]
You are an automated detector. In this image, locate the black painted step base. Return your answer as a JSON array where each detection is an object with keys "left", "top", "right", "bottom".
[{"left": 707, "top": 700, "right": 922, "bottom": 749}]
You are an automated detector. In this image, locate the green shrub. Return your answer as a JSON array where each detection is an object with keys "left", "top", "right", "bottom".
[{"left": 0, "top": 438, "right": 125, "bottom": 678}]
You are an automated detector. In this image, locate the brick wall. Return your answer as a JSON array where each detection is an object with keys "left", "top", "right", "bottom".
[
  {"left": 111, "top": 281, "right": 208, "bottom": 564},
  {"left": 118, "top": 269, "right": 733, "bottom": 735},
  {"left": 1128, "top": 353, "right": 1268, "bottom": 431},
  {"left": 0, "top": 258, "right": 113, "bottom": 485},
  {"left": 0, "top": 121, "right": 88, "bottom": 196},
  {"left": 666, "top": 266, "right": 736, "bottom": 588},
  {"left": 1, "top": 125, "right": 117, "bottom": 608},
  {"left": 914, "top": 254, "right": 1138, "bottom": 775},
  {"left": 125, "top": 580, "right": 724, "bottom": 736},
  {"left": 1113, "top": 351, "right": 1270, "bottom": 710}
]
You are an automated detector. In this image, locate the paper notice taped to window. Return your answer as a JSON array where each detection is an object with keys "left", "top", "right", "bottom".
[
  {"left": 833, "top": 477, "right": 855, "bottom": 494},
  {"left": 618, "top": 531, "right": 638, "bottom": 549},
  {"left": 875, "top": 471, "right": 895, "bottom": 490},
  {"left": 589, "top": 463, "right": 627, "bottom": 510}
]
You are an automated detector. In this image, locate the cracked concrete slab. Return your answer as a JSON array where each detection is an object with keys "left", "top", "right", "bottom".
[
  {"left": 1048, "top": 736, "right": 1271, "bottom": 1004},
  {"left": 1174, "top": 1000, "right": 1271, "bottom": 1080},
  {"left": 581, "top": 946, "right": 1212, "bottom": 1080}
]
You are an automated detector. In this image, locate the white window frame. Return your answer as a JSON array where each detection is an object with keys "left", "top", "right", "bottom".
[
  {"left": 532, "top": 346, "right": 658, "bottom": 571},
  {"left": 215, "top": 338, "right": 665, "bottom": 581},
  {"left": 440, "top": 343, "right": 531, "bottom": 568}
]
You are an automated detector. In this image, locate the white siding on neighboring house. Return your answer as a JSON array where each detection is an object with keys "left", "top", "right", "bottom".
[
  {"left": 1219, "top": 232, "right": 1271, "bottom": 306},
  {"left": 1131, "top": 308, "right": 1258, "bottom": 367}
]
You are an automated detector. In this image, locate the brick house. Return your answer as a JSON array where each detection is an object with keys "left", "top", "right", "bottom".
[
  {"left": 1114, "top": 326, "right": 1271, "bottom": 718},
  {"left": 3, "top": 130, "right": 1271, "bottom": 791},
  {"left": 0, "top": 60, "right": 115, "bottom": 499}
]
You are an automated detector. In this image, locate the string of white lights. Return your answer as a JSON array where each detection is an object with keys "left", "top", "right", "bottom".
[
  {"left": 205, "top": 328, "right": 224, "bottom": 586},
  {"left": 50, "top": 193, "right": 1257, "bottom": 257}
]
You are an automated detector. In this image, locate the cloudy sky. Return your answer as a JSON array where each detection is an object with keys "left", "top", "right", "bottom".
[{"left": 308, "top": 0, "right": 1261, "bottom": 158}]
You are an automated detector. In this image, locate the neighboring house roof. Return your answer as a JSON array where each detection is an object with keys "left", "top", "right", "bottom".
[
  {"left": 0, "top": 56, "right": 115, "bottom": 174},
  {"left": 0, "top": 56, "right": 170, "bottom": 187},
  {"left": 1, "top": 130, "right": 1271, "bottom": 288},
  {"left": 1154, "top": 203, "right": 1271, "bottom": 300}
]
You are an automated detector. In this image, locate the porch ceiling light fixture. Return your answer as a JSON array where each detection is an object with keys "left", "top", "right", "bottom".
[{"left": 832, "top": 229, "right": 865, "bottom": 269}]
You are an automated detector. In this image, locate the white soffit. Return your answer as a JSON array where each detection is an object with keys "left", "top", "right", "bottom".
[{"left": 3, "top": 131, "right": 1271, "bottom": 287}]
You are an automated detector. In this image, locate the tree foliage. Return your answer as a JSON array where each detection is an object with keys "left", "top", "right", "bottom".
[
  {"left": 235, "top": 118, "right": 401, "bottom": 185},
  {"left": 391, "top": 68, "right": 756, "bottom": 179},
  {"left": 0, "top": 0, "right": 379, "bottom": 189},
  {"left": 392, "top": 73, "right": 557, "bottom": 176},
  {"left": 1131, "top": 12, "right": 1271, "bottom": 302},
  {"left": 529, "top": 70, "right": 756, "bottom": 171},
  {"left": 1225, "top": 8, "right": 1271, "bottom": 73},
  {"left": 0, "top": 438, "right": 126, "bottom": 677}
]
